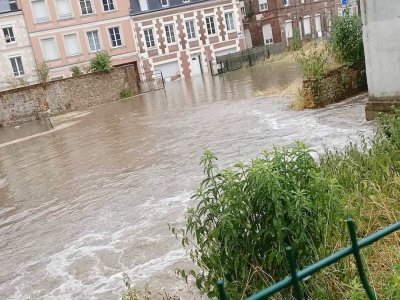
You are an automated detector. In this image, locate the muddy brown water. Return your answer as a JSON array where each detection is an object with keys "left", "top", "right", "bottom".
[{"left": 0, "top": 62, "right": 372, "bottom": 299}]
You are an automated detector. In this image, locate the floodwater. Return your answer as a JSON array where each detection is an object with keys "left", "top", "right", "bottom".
[{"left": 0, "top": 61, "right": 372, "bottom": 299}]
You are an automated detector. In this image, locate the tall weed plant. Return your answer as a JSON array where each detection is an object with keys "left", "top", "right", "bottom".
[
  {"left": 330, "top": 8, "right": 365, "bottom": 67},
  {"left": 171, "top": 143, "right": 344, "bottom": 298}
]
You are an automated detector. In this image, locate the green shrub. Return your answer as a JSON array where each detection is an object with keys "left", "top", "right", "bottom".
[
  {"left": 71, "top": 66, "right": 82, "bottom": 77},
  {"left": 36, "top": 62, "right": 50, "bottom": 85},
  {"left": 295, "top": 45, "right": 328, "bottom": 80},
  {"left": 90, "top": 51, "right": 112, "bottom": 73},
  {"left": 120, "top": 89, "right": 133, "bottom": 99},
  {"left": 330, "top": 9, "right": 365, "bottom": 66},
  {"left": 171, "top": 143, "right": 344, "bottom": 298},
  {"left": 289, "top": 28, "right": 302, "bottom": 51}
]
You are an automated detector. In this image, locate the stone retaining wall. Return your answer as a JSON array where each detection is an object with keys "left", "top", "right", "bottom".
[
  {"left": 0, "top": 65, "right": 138, "bottom": 126},
  {"left": 302, "top": 66, "right": 367, "bottom": 108}
]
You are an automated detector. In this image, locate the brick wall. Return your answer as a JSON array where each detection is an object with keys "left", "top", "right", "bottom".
[
  {"left": 302, "top": 66, "right": 367, "bottom": 108},
  {"left": 0, "top": 66, "right": 138, "bottom": 126}
]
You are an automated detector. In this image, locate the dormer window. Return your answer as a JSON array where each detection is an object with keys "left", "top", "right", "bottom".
[{"left": 161, "top": 0, "right": 169, "bottom": 7}]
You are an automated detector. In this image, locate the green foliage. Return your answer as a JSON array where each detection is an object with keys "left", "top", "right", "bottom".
[
  {"left": 289, "top": 28, "right": 302, "bottom": 52},
  {"left": 245, "top": 5, "right": 254, "bottom": 19},
  {"left": 71, "top": 66, "right": 82, "bottom": 77},
  {"left": 171, "top": 143, "right": 344, "bottom": 298},
  {"left": 121, "top": 275, "right": 180, "bottom": 300},
  {"left": 36, "top": 62, "right": 50, "bottom": 84},
  {"left": 120, "top": 89, "right": 133, "bottom": 99},
  {"left": 90, "top": 51, "right": 112, "bottom": 73},
  {"left": 295, "top": 45, "right": 328, "bottom": 80},
  {"left": 330, "top": 9, "right": 365, "bottom": 66},
  {"left": 386, "top": 260, "right": 400, "bottom": 300}
]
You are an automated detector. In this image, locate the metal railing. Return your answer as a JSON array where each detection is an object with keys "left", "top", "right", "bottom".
[
  {"left": 218, "top": 219, "right": 400, "bottom": 300},
  {"left": 137, "top": 70, "right": 165, "bottom": 93}
]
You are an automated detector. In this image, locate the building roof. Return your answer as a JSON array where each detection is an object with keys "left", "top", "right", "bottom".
[
  {"left": 0, "top": 0, "right": 18, "bottom": 14},
  {"left": 130, "top": 0, "right": 211, "bottom": 15}
]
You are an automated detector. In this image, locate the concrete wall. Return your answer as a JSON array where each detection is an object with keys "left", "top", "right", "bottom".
[
  {"left": 362, "top": 0, "right": 400, "bottom": 120},
  {"left": 0, "top": 66, "right": 137, "bottom": 126},
  {"left": 0, "top": 11, "right": 37, "bottom": 90},
  {"left": 362, "top": 0, "right": 400, "bottom": 99}
]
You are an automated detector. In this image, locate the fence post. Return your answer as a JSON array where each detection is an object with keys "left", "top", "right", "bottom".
[
  {"left": 217, "top": 280, "right": 229, "bottom": 300},
  {"left": 347, "top": 219, "right": 377, "bottom": 300},
  {"left": 286, "top": 247, "right": 304, "bottom": 300}
]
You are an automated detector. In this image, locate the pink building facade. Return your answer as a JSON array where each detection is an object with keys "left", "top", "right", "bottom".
[
  {"left": 131, "top": 0, "right": 246, "bottom": 81},
  {"left": 17, "top": 0, "right": 138, "bottom": 79}
]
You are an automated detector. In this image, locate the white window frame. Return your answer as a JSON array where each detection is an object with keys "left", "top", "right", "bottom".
[
  {"left": 55, "top": 0, "right": 73, "bottom": 20},
  {"left": 259, "top": 0, "right": 268, "bottom": 12},
  {"left": 108, "top": 26, "right": 123, "bottom": 48},
  {"left": 282, "top": 0, "right": 290, "bottom": 7},
  {"left": 79, "top": 0, "right": 94, "bottom": 16},
  {"left": 86, "top": 29, "right": 102, "bottom": 52},
  {"left": 225, "top": 11, "right": 236, "bottom": 32},
  {"left": 102, "top": 0, "right": 116, "bottom": 12},
  {"left": 205, "top": 15, "right": 217, "bottom": 36},
  {"left": 62, "top": 32, "right": 82, "bottom": 57},
  {"left": 185, "top": 19, "right": 197, "bottom": 40},
  {"left": 31, "top": 0, "right": 51, "bottom": 24},
  {"left": 2, "top": 25, "right": 16, "bottom": 44},
  {"left": 164, "top": 23, "right": 176, "bottom": 44},
  {"left": 9, "top": 55, "right": 25, "bottom": 77},
  {"left": 160, "top": 0, "right": 169, "bottom": 7},
  {"left": 143, "top": 27, "right": 156, "bottom": 48},
  {"left": 40, "top": 36, "right": 60, "bottom": 61}
]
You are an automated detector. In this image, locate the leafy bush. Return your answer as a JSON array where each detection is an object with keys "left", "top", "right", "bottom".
[
  {"left": 295, "top": 44, "right": 328, "bottom": 80},
  {"left": 171, "top": 143, "right": 344, "bottom": 298},
  {"left": 90, "top": 51, "right": 112, "bottom": 73},
  {"left": 36, "top": 62, "right": 50, "bottom": 84},
  {"left": 120, "top": 89, "right": 133, "bottom": 99},
  {"left": 330, "top": 9, "right": 365, "bottom": 66},
  {"left": 71, "top": 66, "right": 82, "bottom": 77},
  {"left": 289, "top": 28, "right": 302, "bottom": 52}
]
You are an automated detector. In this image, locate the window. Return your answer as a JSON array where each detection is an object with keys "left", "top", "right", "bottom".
[
  {"left": 164, "top": 24, "right": 176, "bottom": 44},
  {"left": 303, "top": 16, "right": 311, "bottom": 35},
  {"left": 240, "top": 1, "right": 245, "bottom": 15},
  {"left": 139, "top": 0, "right": 148, "bottom": 11},
  {"left": 185, "top": 20, "right": 196, "bottom": 40},
  {"left": 109, "top": 27, "right": 122, "bottom": 47},
  {"left": 31, "top": 0, "right": 50, "bottom": 23},
  {"left": 225, "top": 12, "right": 235, "bottom": 31},
  {"left": 56, "top": 0, "right": 72, "bottom": 20},
  {"left": 64, "top": 34, "right": 81, "bottom": 56},
  {"left": 10, "top": 57, "right": 24, "bottom": 77},
  {"left": 259, "top": 0, "right": 268, "bottom": 11},
  {"left": 41, "top": 37, "right": 59, "bottom": 60},
  {"left": 205, "top": 16, "right": 216, "bottom": 35},
  {"left": 143, "top": 28, "right": 155, "bottom": 48},
  {"left": 87, "top": 30, "right": 101, "bottom": 51},
  {"left": 102, "top": 0, "right": 115, "bottom": 11},
  {"left": 2, "top": 26, "right": 15, "bottom": 43},
  {"left": 80, "top": 0, "right": 93, "bottom": 15},
  {"left": 183, "top": 0, "right": 190, "bottom": 3},
  {"left": 160, "top": 0, "right": 169, "bottom": 7},
  {"left": 282, "top": 0, "right": 289, "bottom": 6}
]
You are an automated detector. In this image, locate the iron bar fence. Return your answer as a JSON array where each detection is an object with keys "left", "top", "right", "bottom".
[
  {"left": 218, "top": 219, "right": 400, "bottom": 300},
  {"left": 137, "top": 70, "right": 165, "bottom": 93}
]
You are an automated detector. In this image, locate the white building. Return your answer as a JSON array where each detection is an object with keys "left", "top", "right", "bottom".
[{"left": 0, "top": 0, "right": 37, "bottom": 91}]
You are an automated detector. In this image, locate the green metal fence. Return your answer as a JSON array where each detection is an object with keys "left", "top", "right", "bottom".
[{"left": 217, "top": 219, "right": 400, "bottom": 300}]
